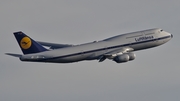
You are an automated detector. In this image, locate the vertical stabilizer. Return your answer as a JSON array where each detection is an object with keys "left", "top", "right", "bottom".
[{"left": 14, "top": 31, "right": 48, "bottom": 54}]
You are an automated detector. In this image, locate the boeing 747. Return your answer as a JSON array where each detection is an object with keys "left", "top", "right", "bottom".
[{"left": 6, "top": 28, "right": 173, "bottom": 63}]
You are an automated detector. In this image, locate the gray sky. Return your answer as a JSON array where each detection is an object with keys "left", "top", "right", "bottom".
[{"left": 0, "top": 0, "right": 180, "bottom": 101}]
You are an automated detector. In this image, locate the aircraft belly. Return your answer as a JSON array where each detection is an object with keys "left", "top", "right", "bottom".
[
  {"left": 84, "top": 50, "right": 106, "bottom": 60},
  {"left": 46, "top": 53, "right": 94, "bottom": 63}
]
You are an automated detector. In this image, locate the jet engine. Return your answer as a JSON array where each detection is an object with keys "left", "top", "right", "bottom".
[
  {"left": 113, "top": 53, "right": 136, "bottom": 63},
  {"left": 127, "top": 52, "right": 136, "bottom": 61}
]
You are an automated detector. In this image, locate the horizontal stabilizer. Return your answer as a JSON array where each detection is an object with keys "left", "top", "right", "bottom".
[{"left": 5, "top": 53, "right": 22, "bottom": 57}]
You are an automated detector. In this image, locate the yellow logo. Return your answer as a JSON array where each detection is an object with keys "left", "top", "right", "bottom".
[{"left": 20, "top": 37, "right": 32, "bottom": 49}]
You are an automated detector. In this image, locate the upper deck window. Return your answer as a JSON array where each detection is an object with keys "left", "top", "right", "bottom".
[{"left": 160, "top": 29, "right": 163, "bottom": 32}]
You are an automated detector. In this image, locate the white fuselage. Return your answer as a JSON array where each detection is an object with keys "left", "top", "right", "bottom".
[{"left": 20, "top": 28, "right": 172, "bottom": 63}]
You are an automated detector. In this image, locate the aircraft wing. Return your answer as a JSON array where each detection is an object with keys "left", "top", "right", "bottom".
[
  {"left": 99, "top": 47, "right": 134, "bottom": 62},
  {"left": 37, "top": 41, "right": 74, "bottom": 49}
]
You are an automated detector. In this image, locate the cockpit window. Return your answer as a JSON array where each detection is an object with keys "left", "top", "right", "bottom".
[{"left": 160, "top": 29, "right": 163, "bottom": 32}]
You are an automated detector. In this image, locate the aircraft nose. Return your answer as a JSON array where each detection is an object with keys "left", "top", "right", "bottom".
[
  {"left": 165, "top": 31, "right": 173, "bottom": 39},
  {"left": 171, "top": 34, "right": 173, "bottom": 38}
]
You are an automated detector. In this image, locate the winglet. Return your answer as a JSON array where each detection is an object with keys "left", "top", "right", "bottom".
[{"left": 13, "top": 31, "right": 48, "bottom": 54}]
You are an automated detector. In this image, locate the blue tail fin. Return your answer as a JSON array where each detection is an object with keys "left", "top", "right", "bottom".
[{"left": 14, "top": 31, "right": 48, "bottom": 54}]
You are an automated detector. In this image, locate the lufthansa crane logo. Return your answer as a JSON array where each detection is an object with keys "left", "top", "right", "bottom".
[{"left": 20, "top": 37, "right": 32, "bottom": 49}]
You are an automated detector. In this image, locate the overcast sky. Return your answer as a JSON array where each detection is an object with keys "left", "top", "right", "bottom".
[{"left": 0, "top": 0, "right": 180, "bottom": 101}]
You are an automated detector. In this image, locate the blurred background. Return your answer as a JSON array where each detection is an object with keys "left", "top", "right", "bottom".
[{"left": 0, "top": 1, "right": 179, "bottom": 101}]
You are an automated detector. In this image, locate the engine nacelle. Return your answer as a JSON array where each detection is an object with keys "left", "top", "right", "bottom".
[
  {"left": 113, "top": 54, "right": 130, "bottom": 63},
  {"left": 113, "top": 53, "right": 136, "bottom": 63},
  {"left": 126, "top": 52, "right": 136, "bottom": 61}
]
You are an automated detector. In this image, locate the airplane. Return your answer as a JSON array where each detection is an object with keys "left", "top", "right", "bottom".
[{"left": 6, "top": 28, "right": 173, "bottom": 63}]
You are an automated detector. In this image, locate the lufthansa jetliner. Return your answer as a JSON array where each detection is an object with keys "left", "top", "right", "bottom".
[{"left": 6, "top": 28, "right": 173, "bottom": 63}]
